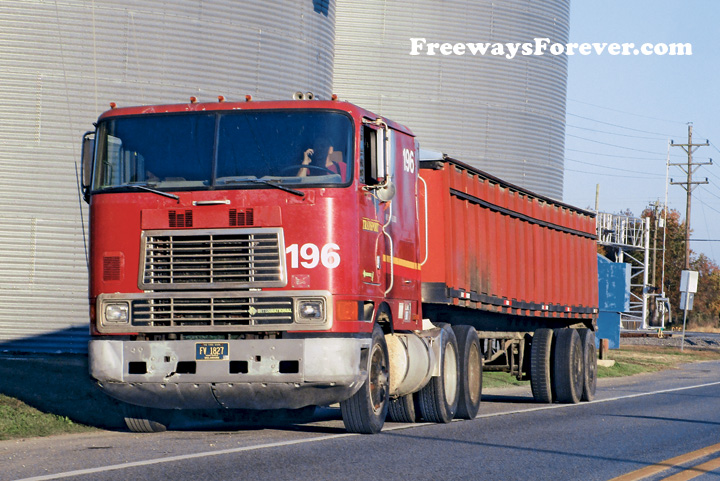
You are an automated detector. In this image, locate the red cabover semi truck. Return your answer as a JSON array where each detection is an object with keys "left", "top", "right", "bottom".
[{"left": 81, "top": 96, "right": 599, "bottom": 434}]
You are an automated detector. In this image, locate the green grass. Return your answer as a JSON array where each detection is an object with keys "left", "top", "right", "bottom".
[
  {"left": 481, "top": 345, "right": 720, "bottom": 388},
  {"left": 483, "top": 371, "right": 529, "bottom": 389},
  {"left": 0, "top": 394, "right": 95, "bottom": 441},
  {"left": 597, "top": 345, "right": 720, "bottom": 378}
]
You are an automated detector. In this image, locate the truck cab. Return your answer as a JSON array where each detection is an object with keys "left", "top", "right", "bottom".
[{"left": 83, "top": 98, "right": 424, "bottom": 433}]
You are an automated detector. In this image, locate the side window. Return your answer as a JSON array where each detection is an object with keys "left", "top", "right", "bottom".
[{"left": 362, "top": 125, "right": 379, "bottom": 186}]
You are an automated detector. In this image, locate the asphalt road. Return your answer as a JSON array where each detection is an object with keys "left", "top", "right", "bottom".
[{"left": 3, "top": 361, "right": 720, "bottom": 481}]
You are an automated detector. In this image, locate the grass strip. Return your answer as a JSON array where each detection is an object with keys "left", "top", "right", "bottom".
[{"left": 0, "top": 394, "right": 95, "bottom": 441}]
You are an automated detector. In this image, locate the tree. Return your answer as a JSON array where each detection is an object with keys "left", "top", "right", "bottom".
[{"left": 641, "top": 205, "right": 720, "bottom": 329}]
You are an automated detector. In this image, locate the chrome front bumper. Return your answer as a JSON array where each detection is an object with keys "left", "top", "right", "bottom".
[{"left": 89, "top": 337, "right": 370, "bottom": 410}]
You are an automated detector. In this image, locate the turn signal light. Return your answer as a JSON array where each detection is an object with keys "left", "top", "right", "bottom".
[{"left": 336, "top": 300, "right": 360, "bottom": 322}]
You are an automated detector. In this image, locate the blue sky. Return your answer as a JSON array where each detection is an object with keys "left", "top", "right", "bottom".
[{"left": 564, "top": 1, "right": 720, "bottom": 261}]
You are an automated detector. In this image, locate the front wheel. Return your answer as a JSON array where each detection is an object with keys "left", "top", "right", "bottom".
[
  {"left": 341, "top": 324, "right": 390, "bottom": 434},
  {"left": 122, "top": 404, "right": 172, "bottom": 433}
]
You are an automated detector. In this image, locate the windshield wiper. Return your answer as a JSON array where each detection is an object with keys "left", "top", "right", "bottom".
[
  {"left": 101, "top": 183, "right": 180, "bottom": 202},
  {"left": 221, "top": 178, "right": 305, "bottom": 197}
]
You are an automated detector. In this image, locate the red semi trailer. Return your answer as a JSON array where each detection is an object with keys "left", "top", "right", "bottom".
[{"left": 81, "top": 97, "right": 598, "bottom": 434}]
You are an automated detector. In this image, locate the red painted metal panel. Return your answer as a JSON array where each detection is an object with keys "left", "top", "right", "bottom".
[{"left": 420, "top": 158, "right": 598, "bottom": 321}]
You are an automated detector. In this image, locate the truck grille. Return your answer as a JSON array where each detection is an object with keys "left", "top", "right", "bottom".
[
  {"left": 139, "top": 228, "right": 286, "bottom": 290},
  {"left": 131, "top": 296, "right": 294, "bottom": 328}
]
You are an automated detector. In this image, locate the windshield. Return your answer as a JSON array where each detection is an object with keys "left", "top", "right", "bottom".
[{"left": 92, "top": 110, "right": 354, "bottom": 192}]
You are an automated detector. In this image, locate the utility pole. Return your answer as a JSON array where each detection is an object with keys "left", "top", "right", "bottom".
[
  {"left": 651, "top": 201, "right": 660, "bottom": 289},
  {"left": 670, "top": 124, "right": 711, "bottom": 270}
]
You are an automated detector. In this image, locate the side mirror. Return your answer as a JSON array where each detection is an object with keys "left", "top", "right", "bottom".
[
  {"left": 81, "top": 131, "right": 95, "bottom": 203},
  {"left": 376, "top": 179, "right": 396, "bottom": 202}
]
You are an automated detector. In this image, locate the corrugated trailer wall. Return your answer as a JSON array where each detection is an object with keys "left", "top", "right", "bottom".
[
  {"left": 0, "top": 0, "right": 335, "bottom": 353},
  {"left": 419, "top": 158, "right": 598, "bottom": 328}
]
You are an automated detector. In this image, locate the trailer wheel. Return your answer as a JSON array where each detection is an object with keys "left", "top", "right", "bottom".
[
  {"left": 417, "top": 324, "right": 459, "bottom": 423},
  {"left": 578, "top": 329, "right": 597, "bottom": 402},
  {"left": 122, "top": 404, "right": 171, "bottom": 433},
  {"left": 387, "top": 394, "right": 417, "bottom": 423},
  {"left": 553, "top": 329, "right": 583, "bottom": 404},
  {"left": 530, "top": 328, "right": 554, "bottom": 403},
  {"left": 341, "top": 324, "right": 389, "bottom": 434},
  {"left": 451, "top": 325, "right": 482, "bottom": 419}
]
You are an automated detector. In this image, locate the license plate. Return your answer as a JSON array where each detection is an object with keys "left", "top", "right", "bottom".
[{"left": 195, "top": 342, "right": 229, "bottom": 361}]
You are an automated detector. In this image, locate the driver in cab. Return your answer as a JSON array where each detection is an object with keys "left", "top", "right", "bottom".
[{"left": 297, "top": 139, "right": 347, "bottom": 180}]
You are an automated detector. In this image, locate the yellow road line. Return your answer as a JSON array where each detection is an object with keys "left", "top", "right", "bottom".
[
  {"left": 610, "top": 442, "right": 720, "bottom": 481},
  {"left": 661, "top": 455, "right": 720, "bottom": 481}
]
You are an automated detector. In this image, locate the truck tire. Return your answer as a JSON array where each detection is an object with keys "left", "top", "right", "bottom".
[
  {"left": 417, "top": 324, "right": 459, "bottom": 423},
  {"left": 552, "top": 329, "right": 583, "bottom": 404},
  {"left": 341, "top": 324, "right": 390, "bottom": 434},
  {"left": 122, "top": 404, "right": 170, "bottom": 433},
  {"left": 387, "top": 394, "right": 417, "bottom": 423},
  {"left": 578, "top": 329, "right": 597, "bottom": 402},
  {"left": 451, "top": 325, "right": 482, "bottom": 419},
  {"left": 530, "top": 328, "right": 554, "bottom": 403}
]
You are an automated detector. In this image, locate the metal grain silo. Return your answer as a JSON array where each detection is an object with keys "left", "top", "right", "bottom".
[
  {"left": 0, "top": 0, "right": 335, "bottom": 352},
  {"left": 333, "top": 0, "right": 569, "bottom": 200}
]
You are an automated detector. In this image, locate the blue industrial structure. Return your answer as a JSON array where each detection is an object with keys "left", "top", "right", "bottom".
[{"left": 596, "top": 254, "right": 631, "bottom": 348}]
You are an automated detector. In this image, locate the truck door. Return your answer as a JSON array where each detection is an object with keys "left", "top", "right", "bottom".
[
  {"left": 359, "top": 120, "right": 421, "bottom": 328},
  {"left": 358, "top": 123, "right": 384, "bottom": 296}
]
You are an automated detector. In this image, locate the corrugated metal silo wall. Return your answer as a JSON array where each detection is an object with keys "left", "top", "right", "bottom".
[
  {"left": 333, "top": 0, "right": 569, "bottom": 200},
  {"left": 0, "top": 0, "right": 335, "bottom": 353}
]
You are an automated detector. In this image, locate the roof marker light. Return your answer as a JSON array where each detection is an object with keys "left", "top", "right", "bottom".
[
  {"left": 245, "top": 95, "right": 252, "bottom": 102},
  {"left": 331, "top": 94, "right": 338, "bottom": 101},
  {"left": 218, "top": 95, "right": 225, "bottom": 102},
  {"left": 190, "top": 96, "right": 198, "bottom": 104},
  {"left": 109, "top": 102, "right": 117, "bottom": 109}
]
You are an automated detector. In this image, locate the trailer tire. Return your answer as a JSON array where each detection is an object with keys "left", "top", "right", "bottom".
[
  {"left": 530, "top": 328, "right": 554, "bottom": 403},
  {"left": 387, "top": 394, "right": 417, "bottom": 423},
  {"left": 451, "top": 325, "right": 482, "bottom": 419},
  {"left": 418, "top": 324, "right": 459, "bottom": 423},
  {"left": 341, "top": 324, "right": 389, "bottom": 434},
  {"left": 553, "top": 329, "right": 583, "bottom": 404},
  {"left": 578, "top": 329, "right": 597, "bottom": 402},
  {"left": 122, "top": 404, "right": 171, "bottom": 433}
]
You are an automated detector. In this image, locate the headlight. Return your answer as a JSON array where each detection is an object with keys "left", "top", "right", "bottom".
[
  {"left": 296, "top": 299, "right": 325, "bottom": 323},
  {"left": 104, "top": 303, "right": 129, "bottom": 324}
]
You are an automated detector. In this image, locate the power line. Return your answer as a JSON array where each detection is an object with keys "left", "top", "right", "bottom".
[
  {"left": 565, "top": 167, "right": 660, "bottom": 179},
  {"left": 566, "top": 112, "right": 679, "bottom": 136},
  {"left": 566, "top": 148, "right": 671, "bottom": 161},
  {"left": 567, "top": 98, "right": 688, "bottom": 126},
  {"left": 566, "top": 123, "right": 667, "bottom": 140},
  {"left": 567, "top": 133, "right": 670, "bottom": 155},
  {"left": 566, "top": 158, "right": 665, "bottom": 177}
]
